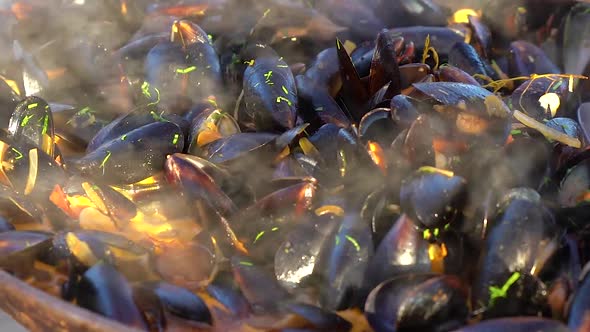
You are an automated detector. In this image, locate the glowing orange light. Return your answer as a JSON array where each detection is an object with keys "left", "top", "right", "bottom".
[
  {"left": 367, "top": 141, "right": 387, "bottom": 175},
  {"left": 121, "top": 0, "right": 128, "bottom": 16},
  {"left": 432, "top": 138, "right": 468, "bottom": 154},
  {"left": 157, "top": 5, "right": 207, "bottom": 18},
  {"left": 456, "top": 112, "right": 489, "bottom": 135},
  {"left": 274, "top": 146, "right": 290, "bottom": 164},
  {"left": 576, "top": 190, "right": 590, "bottom": 204},
  {"left": 428, "top": 243, "right": 448, "bottom": 274},
  {"left": 295, "top": 182, "right": 316, "bottom": 216},
  {"left": 197, "top": 123, "right": 222, "bottom": 147},
  {"left": 11, "top": 2, "right": 33, "bottom": 20},
  {"left": 314, "top": 205, "right": 345, "bottom": 217},
  {"left": 45, "top": 67, "right": 67, "bottom": 81},
  {"left": 505, "top": 134, "right": 515, "bottom": 145}
]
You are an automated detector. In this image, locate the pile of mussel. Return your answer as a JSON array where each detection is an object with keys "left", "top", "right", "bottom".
[{"left": 0, "top": 0, "right": 590, "bottom": 331}]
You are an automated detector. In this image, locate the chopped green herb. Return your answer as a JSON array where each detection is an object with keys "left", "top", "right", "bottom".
[
  {"left": 21, "top": 114, "right": 34, "bottom": 127},
  {"left": 175, "top": 66, "right": 197, "bottom": 74},
  {"left": 264, "top": 70, "right": 273, "bottom": 82},
  {"left": 276, "top": 96, "right": 292, "bottom": 106},
  {"left": 488, "top": 272, "right": 521, "bottom": 306},
  {"left": 141, "top": 81, "right": 151, "bottom": 98},
  {"left": 99, "top": 151, "right": 112, "bottom": 169},
  {"left": 147, "top": 88, "right": 161, "bottom": 107},
  {"left": 551, "top": 80, "right": 563, "bottom": 91},
  {"left": 42, "top": 115, "right": 49, "bottom": 135},
  {"left": 345, "top": 235, "right": 361, "bottom": 252},
  {"left": 11, "top": 148, "right": 23, "bottom": 160},
  {"left": 150, "top": 111, "right": 167, "bottom": 122},
  {"left": 253, "top": 231, "right": 265, "bottom": 244}
]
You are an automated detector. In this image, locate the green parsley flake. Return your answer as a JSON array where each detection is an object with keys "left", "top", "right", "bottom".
[
  {"left": 21, "top": 114, "right": 34, "bottom": 127},
  {"left": 276, "top": 96, "right": 292, "bottom": 106},
  {"left": 99, "top": 151, "right": 112, "bottom": 169},
  {"left": 11, "top": 148, "right": 23, "bottom": 160},
  {"left": 488, "top": 272, "right": 521, "bottom": 306},
  {"left": 345, "top": 235, "right": 361, "bottom": 252},
  {"left": 175, "top": 66, "right": 197, "bottom": 74}
]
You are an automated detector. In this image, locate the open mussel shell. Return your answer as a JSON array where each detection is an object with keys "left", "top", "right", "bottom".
[
  {"left": 88, "top": 109, "right": 189, "bottom": 155},
  {"left": 75, "top": 262, "right": 148, "bottom": 330},
  {"left": 361, "top": 187, "right": 401, "bottom": 248},
  {"left": 52, "top": 230, "right": 152, "bottom": 280},
  {"left": 274, "top": 210, "right": 342, "bottom": 290},
  {"left": 201, "top": 132, "right": 278, "bottom": 165},
  {"left": 165, "top": 153, "right": 238, "bottom": 217},
  {"left": 295, "top": 74, "right": 350, "bottom": 130},
  {"left": 230, "top": 179, "right": 317, "bottom": 263},
  {"left": 50, "top": 104, "right": 108, "bottom": 155},
  {"left": 365, "top": 274, "right": 468, "bottom": 332},
  {"left": 0, "top": 137, "right": 67, "bottom": 200},
  {"left": 154, "top": 234, "right": 217, "bottom": 290},
  {"left": 8, "top": 96, "right": 55, "bottom": 158},
  {"left": 144, "top": 38, "right": 220, "bottom": 112},
  {"left": 0, "top": 268, "right": 140, "bottom": 331},
  {"left": 186, "top": 108, "right": 240, "bottom": 155},
  {"left": 365, "top": 214, "right": 465, "bottom": 291},
  {"left": 242, "top": 52, "right": 298, "bottom": 131},
  {"left": 134, "top": 281, "right": 212, "bottom": 325},
  {"left": 368, "top": 31, "right": 402, "bottom": 97},
  {"left": 400, "top": 167, "right": 467, "bottom": 230},
  {"left": 473, "top": 188, "right": 557, "bottom": 318},
  {"left": 230, "top": 256, "right": 292, "bottom": 314},
  {"left": 358, "top": 108, "right": 397, "bottom": 147},
  {"left": 413, "top": 82, "right": 512, "bottom": 147},
  {"left": 336, "top": 38, "right": 368, "bottom": 123},
  {"left": 0, "top": 230, "right": 52, "bottom": 276},
  {"left": 206, "top": 271, "right": 252, "bottom": 318},
  {"left": 314, "top": 209, "right": 373, "bottom": 311},
  {"left": 72, "top": 121, "right": 184, "bottom": 184},
  {"left": 510, "top": 75, "right": 572, "bottom": 121}
]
